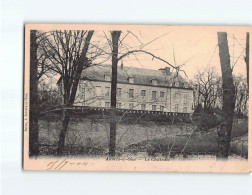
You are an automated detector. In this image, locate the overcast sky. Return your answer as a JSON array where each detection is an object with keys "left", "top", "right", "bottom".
[
  {"left": 92, "top": 26, "right": 247, "bottom": 81},
  {"left": 38, "top": 25, "right": 249, "bottom": 85}
]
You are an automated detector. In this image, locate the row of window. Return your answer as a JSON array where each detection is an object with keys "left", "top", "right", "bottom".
[
  {"left": 80, "top": 84, "right": 189, "bottom": 103},
  {"left": 96, "top": 87, "right": 167, "bottom": 100},
  {"left": 81, "top": 85, "right": 189, "bottom": 104},
  {"left": 105, "top": 75, "right": 158, "bottom": 86},
  {"left": 104, "top": 102, "right": 188, "bottom": 112},
  {"left": 105, "top": 88, "right": 188, "bottom": 103},
  {"left": 104, "top": 75, "right": 190, "bottom": 88}
]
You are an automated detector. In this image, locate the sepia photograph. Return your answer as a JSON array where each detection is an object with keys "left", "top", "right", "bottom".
[
  {"left": 23, "top": 24, "right": 251, "bottom": 172},
  {"left": 2, "top": 0, "right": 252, "bottom": 194},
  {"left": 3, "top": 0, "right": 252, "bottom": 194}
]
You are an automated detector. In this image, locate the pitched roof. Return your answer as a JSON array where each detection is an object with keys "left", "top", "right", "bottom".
[{"left": 81, "top": 64, "right": 192, "bottom": 89}]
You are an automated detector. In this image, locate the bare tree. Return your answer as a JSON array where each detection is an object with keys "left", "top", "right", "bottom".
[
  {"left": 29, "top": 30, "right": 54, "bottom": 156},
  {"left": 29, "top": 30, "right": 39, "bottom": 156},
  {"left": 109, "top": 31, "right": 121, "bottom": 156},
  {"left": 194, "top": 67, "right": 219, "bottom": 112},
  {"left": 217, "top": 32, "right": 236, "bottom": 159},
  {"left": 38, "top": 78, "right": 61, "bottom": 110},
  {"left": 40, "top": 30, "right": 94, "bottom": 155},
  {"left": 245, "top": 32, "right": 249, "bottom": 89},
  {"left": 104, "top": 31, "right": 187, "bottom": 156},
  {"left": 233, "top": 75, "right": 248, "bottom": 116}
]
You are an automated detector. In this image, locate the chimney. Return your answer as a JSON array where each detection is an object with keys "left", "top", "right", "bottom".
[
  {"left": 164, "top": 67, "right": 170, "bottom": 75},
  {"left": 159, "top": 67, "right": 170, "bottom": 75}
]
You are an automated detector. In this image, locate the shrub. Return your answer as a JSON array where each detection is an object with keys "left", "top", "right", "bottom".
[{"left": 192, "top": 110, "right": 219, "bottom": 132}]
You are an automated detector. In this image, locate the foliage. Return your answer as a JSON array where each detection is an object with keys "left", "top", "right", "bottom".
[
  {"left": 38, "top": 81, "right": 62, "bottom": 111},
  {"left": 192, "top": 108, "right": 219, "bottom": 132}
]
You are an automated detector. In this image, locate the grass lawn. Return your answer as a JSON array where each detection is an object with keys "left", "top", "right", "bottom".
[
  {"left": 126, "top": 119, "right": 248, "bottom": 158},
  {"left": 38, "top": 111, "right": 248, "bottom": 158},
  {"left": 38, "top": 112, "right": 194, "bottom": 156}
]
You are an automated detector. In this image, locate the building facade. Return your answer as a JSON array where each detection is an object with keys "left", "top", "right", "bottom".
[{"left": 71, "top": 64, "right": 194, "bottom": 113}]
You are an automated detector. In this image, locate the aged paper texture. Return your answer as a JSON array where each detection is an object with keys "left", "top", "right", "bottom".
[{"left": 23, "top": 24, "right": 251, "bottom": 172}]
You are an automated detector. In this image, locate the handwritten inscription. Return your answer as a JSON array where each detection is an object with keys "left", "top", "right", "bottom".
[{"left": 46, "top": 159, "right": 88, "bottom": 170}]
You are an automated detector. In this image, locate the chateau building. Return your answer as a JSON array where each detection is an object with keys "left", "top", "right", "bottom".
[{"left": 63, "top": 64, "right": 194, "bottom": 113}]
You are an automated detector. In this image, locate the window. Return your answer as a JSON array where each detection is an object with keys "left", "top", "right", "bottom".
[
  {"left": 129, "top": 89, "right": 134, "bottom": 98},
  {"left": 128, "top": 77, "right": 135, "bottom": 84},
  {"left": 80, "top": 94, "right": 85, "bottom": 100},
  {"left": 141, "top": 104, "right": 146, "bottom": 110},
  {"left": 160, "top": 106, "right": 164, "bottom": 112},
  {"left": 152, "top": 91, "right": 157, "bottom": 100},
  {"left": 183, "top": 107, "right": 187, "bottom": 113},
  {"left": 151, "top": 79, "right": 157, "bottom": 85},
  {"left": 95, "top": 86, "right": 101, "bottom": 96},
  {"left": 129, "top": 103, "right": 134, "bottom": 109},
  {"left": 160, "top": 91, "right": 165, "bottom": 99},
  {"left": 105, "top": 102, "right": 110, "bottom": 108},
  {"left": 152, "top": 105, "right": 157, "bottom": 111},
  {"left": 117, "top": 103, "right": 122, "bottom": 108},
  {"left": 174, "top": 92, "right": 180, "bottom": 103},
  {"left": 141, "top": 90, "right": 146, "bottom": 98},
  {"left": 117, "top": 88, "right": 122, "bottom": 97},
  {"left": 175, "top": 104, "right": 179, "bottom": 112},
  {"left": 183, "top": 94, "right": 188, "bottom": 104},
  {"left": 105, "top": 87, "right": 110, "bottom": 96},
  {"left": 104, "top": 75, "right": 111, "bottom": 81}
]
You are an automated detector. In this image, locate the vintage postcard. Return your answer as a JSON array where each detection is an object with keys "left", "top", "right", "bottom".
[{"left": 23, "top": 24, "right": 251, "bottom": 172}]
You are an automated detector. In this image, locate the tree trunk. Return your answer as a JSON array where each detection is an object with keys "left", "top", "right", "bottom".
[
  {"left": 217, "top": 32, "right": 236, "bottom": 159},
  {"left": 109, "top": 31, "right": 121, "bottom": 157},
  {"left": 237, "top": 92, "right": 244, "bottom": 115},
  {"left": 245, "top": 32, "right": 249, "bottom": 90},
  {"left": 197, "top": 84, "right": 201, "bottom": 106},
  {"left": 69, "top": 31, "right": 94, "bottom": 104},
  {"left": 56, "top": 31, "right": 94, "bottom": 155},
  {"left": 57, "top": 110, "right": 70, "bottom": 155},
  {"left": 204, "top": 97, "right": 208, "bottom": 112},
  {"left": 29, "top": 30, "right": 39, "bottom": 156},
  {"left": 243, "top": 94, "right": 248, "bottom": 114}
]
